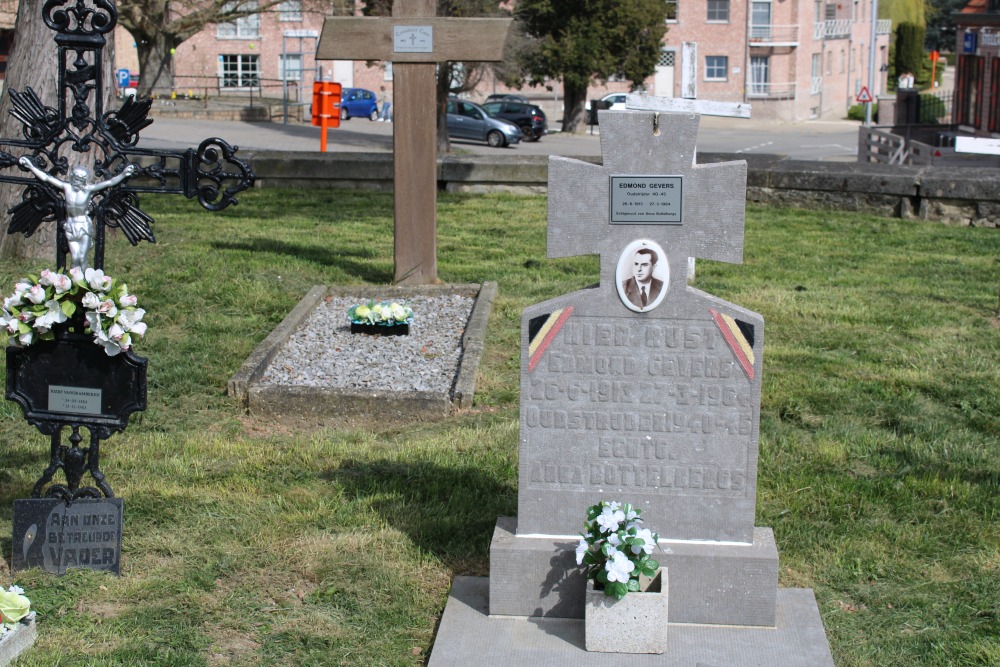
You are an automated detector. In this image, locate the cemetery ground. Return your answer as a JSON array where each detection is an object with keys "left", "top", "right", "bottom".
[{"left": 0, "top": 189, "right": 997, "bottom": 666}]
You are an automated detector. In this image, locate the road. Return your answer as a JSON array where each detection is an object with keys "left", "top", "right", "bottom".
[{"left": 137, "top": 110, "right": 861, "bottom": 161}]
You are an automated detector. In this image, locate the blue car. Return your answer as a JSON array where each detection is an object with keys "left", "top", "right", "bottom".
[{"left": 340, "top": 88, "right": 379, "bottom": 121}]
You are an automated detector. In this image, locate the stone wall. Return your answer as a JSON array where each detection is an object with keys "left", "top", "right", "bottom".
[{"left": 243, "top": 150, "right": 1000, "bottom": 227}]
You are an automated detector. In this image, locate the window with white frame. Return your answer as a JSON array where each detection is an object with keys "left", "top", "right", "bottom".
[
  {"left": 707, "top": 0, "right": 729, "bottom": 21},
  {"left": 705, "top": 56, "right": 727, "bottom": 81},
  {"left": 749, "top": 56, "right": 769, "bottom": 95},
  {"left": 220, "top": 54, "right": 260, "bottom": 87},
  {"left": 217, "top": 1, "right": 259, "bottom": 39},
  {"left": 751, "top": 1, "right": 771, "bottom": 38},
  {"left": 279, "top": 0, "right": 301, "bottom": 21},
  {"left": 384, "top": 62, "right": 393, "bottom": 81},
  {"left": 665, "top": 0, "right": 677, "bottom": 21},
  {"left": 279, "top": 53, "right": 302, "bottom": 81}
]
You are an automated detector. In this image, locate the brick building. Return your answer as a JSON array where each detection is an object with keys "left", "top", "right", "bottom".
[
  {"left": 585, "top": 0, "right": 892, "bottom": 121},
  {"left": 0, "top": 0, "right": 891, "bottom": 123},
  {"left": 166, "top": 0, "right": 891, "bottom": 123}
]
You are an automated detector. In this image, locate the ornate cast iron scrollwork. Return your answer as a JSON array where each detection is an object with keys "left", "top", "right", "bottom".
[
  {"left": 0, "top": 0, "right": 253, "bottom": 504},
  {"left": 0, "top": 0, "right": 255, "bottom": 273},
  {"left": 43, "top": 0, "right": 117, "bottom": 40}
]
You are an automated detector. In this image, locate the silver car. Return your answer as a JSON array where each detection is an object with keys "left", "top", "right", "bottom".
[{"left": 446, "top": 99, "right": 521, "bottom": 147}]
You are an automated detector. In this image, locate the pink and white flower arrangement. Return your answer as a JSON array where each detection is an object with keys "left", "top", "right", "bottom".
[
  {"left": 0, "top": 267, "right": 147, "bottom": 356},
  {"left": 576, "top": 500, "right": 660, "bottom": 600}
]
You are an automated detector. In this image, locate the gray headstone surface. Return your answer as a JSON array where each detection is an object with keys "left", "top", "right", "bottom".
[
  {"left": 12, "top": 498, "right": 123, "bottom": 575},
  {"left": 518, "top": 111, "right": 759, "bottom": 542}
]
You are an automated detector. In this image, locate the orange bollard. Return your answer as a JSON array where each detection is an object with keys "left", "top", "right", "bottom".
[{"left": 311, "top": 82, "right": 342, "bottom": 153}]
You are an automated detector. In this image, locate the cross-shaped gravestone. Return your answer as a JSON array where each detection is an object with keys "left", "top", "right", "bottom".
[
  {"left": 0, "top": 0, "right": 252, "bottom": 576},
  {"left": 489, "top": 110, "right": 777, "bottom": 625},
  {"left": 316, "top": 0, "right": 511, "bottom": 285},
  {"left": 519, "top": 110, "right": 756, "bottom": 541}
]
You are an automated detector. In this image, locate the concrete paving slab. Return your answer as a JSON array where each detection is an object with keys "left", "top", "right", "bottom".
[{"left": 429, "top": 577, "right": 835, "bottom": 667}]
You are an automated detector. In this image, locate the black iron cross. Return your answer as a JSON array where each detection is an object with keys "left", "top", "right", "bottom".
[
  {"left": 1, "top": 0, "right": 254, "bottom": 505},
  {"left": 0, "top": 0, "right": 254, "bottom": 271}
]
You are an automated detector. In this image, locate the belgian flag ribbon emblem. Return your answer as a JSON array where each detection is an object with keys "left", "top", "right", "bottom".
[
  {"left": 709, "top": 308, "right": 756, "bottom": 381},
  {"left": 527, "top": 307, "right": 574, "bottom": 372}
]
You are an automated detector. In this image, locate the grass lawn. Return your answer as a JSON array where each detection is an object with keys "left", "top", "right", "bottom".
[{"left": 0, "top": 189, "right": 997, "bottom": 666}]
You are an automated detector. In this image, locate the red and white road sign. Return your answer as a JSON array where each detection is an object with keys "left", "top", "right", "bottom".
[{"left": 856, "top": 86, "right": 873, "bottom": 103}]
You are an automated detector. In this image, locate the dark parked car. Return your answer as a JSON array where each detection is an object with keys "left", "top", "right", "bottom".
[
  {"left": 340, "top": 88, "right": 379, "bottom": 121},
  {"left": 445, "top": 99, "right": 521, "bottom": 147},
  {"left": 481, "top": 100, "right": 547, "bottom": 142},
  {"left": 485, "top": 93, "right": 530, "bottom": 104}
]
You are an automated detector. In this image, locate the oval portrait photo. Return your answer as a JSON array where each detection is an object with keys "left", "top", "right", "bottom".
[{"left": 616, "top": 239, "right": 669, "bottom": 313}]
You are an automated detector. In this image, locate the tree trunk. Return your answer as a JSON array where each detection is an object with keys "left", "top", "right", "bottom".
[
  {"left": 561, "top": 82, "right": 588, "bottom": 134},
  {"left": 0, "top": 0, "right": 116, "bottom": 264},
  {"left": 135, "top": 30, "right": 176, "bottom": 97}
]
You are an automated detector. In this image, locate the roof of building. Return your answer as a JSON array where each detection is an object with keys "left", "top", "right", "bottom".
[{"left": 960, "top": 0, "right": 1000, "bottom": 14}]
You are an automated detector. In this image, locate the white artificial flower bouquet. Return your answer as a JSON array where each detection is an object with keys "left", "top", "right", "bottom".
[
  {"left": 576, "top": 500, "right": 660, "bottom": 600},
  {"left": 0, "top": 267, "right": 147, "bottom": 356},
  {"left": 0, "top": 584, "right": 31, "bottom": 632},
  {"left": 347, "top": 300, "right": 413, "bottom": 327}
]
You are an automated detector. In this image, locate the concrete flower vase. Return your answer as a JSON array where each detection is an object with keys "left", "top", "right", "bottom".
[
  {"left": 0, "top": 613, "right": 37, "bottom": 666},
  {"left": 584, "top": 567, "right": 668, "bottom": 654}
]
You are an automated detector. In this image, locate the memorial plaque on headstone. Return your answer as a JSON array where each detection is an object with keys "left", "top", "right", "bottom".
[{"left": 13, "top": 498, "right": 123, "bottom": 575}]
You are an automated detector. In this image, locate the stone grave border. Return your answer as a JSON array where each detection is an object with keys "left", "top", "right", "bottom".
[
  {"left": 228, "top": 282, "right": 496, "bottom": 423},
  {"left": 0, "top": 613, "right": 37, "bottom": 666}
]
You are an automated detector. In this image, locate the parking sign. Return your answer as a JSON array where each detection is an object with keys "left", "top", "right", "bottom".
[{"left": 116, "top": 68, "right": 130, "bottom": 88}]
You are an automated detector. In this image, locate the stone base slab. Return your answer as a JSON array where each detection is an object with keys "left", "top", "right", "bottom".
[
  {"left": 489, "top": 517, "right": 778, "bottom": 626},
  {"left": 0, "top": 613, "right": 37, "bottom": 666},
  {"left": 428, "top": 577, "right": 834, "bottom": 667}
]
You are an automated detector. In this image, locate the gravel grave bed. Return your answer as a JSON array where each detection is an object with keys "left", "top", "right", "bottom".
[{"left": 260, "top": 294, "right": 475, "bottom": 393}]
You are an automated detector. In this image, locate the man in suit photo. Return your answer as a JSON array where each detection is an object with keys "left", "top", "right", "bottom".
[{"left": 621, "top": 247, "right": 663, "bottom": 310}]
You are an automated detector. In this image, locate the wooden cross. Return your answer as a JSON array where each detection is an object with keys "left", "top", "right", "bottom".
[
  {"left": 316, "top": 0, "right": 511, "bottom": 285},
  {"left": 0, "top": 0, "right": 254, "bottom": 272}
]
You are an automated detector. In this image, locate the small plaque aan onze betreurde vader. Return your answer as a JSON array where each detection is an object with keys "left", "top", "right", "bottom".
[
  {"left": 609, "top": 175, "right": 683, "bottom": 225},
  {"left": 13, "top": 497, "right": 123, "bottom": 575}
]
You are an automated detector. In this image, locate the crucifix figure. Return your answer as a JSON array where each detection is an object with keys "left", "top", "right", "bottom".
[
  {"left": 19, "top": 157, "right": 138, "bottom": 270},
  {"left": 0, "top": 0, "right": 253, "bottom": 274},
  {"left": 316, "top": 0, "right": 512, "bottom": 284}
]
